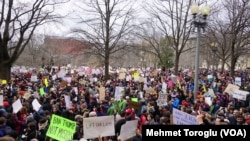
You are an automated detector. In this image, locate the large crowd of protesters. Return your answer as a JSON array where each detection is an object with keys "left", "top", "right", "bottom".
[{"left": 0, "top": 65, "right": 249, "bottom": 141}]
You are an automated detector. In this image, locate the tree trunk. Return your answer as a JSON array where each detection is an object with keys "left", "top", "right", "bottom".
[
  {"left": 230, "top": 58, "right": 237, "bottom": 77},
  {"left": 221, "top": 59, "right": 225, "bottom": 72},
  {"left": 174, "top": 53, "right": 180, "bottom": 75},
  {"left": 104, "top": 54, "right": 110, "bottom": 81},
  {"left": 0, "top": 63, "right": 11, "bottom": 81}
]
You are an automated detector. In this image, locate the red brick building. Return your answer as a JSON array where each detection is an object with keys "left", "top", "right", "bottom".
[{"left": 43, "top": 36, "right": 94, "bottom": 66}]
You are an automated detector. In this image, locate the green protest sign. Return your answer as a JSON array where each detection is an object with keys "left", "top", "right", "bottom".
[
  {"left": 131, "top": 98, "right": 138, "bottom": 102},
  {"left": 39, "top": 88, "right": 45, "bottom": 96},
  {"left": 46, "top": 114, "right": 76, "bottom": 141}
]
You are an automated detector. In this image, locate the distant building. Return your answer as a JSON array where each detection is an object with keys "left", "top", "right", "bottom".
[{"left": 43, "top": 36, "right": 99, "bottom": 66}]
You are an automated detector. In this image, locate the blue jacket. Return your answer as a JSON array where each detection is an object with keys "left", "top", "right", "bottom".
[{"left": 172, "top": 98, "right": 180, "bottom": 109}]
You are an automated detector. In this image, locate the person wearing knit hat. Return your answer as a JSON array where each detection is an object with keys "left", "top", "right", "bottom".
[
  {"left": 89, "top": 111, "right": 97, "bottom": 117},
  {"left": 3, "top": 101, "right": 9, "bottom": 108},
  {"left": 75, "top": 115, "right": 83, "bottom": 120}
]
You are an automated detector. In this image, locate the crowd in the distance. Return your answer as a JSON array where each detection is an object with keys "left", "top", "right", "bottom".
[{"left": 0, "top": 66, "right": 249, "bottom": 141}]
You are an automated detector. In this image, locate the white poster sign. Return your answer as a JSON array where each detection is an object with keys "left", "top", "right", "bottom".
[
  {"left": 171, "top": 75, "right": 177, "bottom": 84},
  {"left": 207, "top": 75, "right": 213, "bottom": 79},
  {"left": 224, "top": 84, "right": 239, "bottom": 95},
  {"left": 162, "top": 82, "right": 167, "bottom": 93},
  {"left": 32, "top": 99, "right": 41, "bottom": 111},
  {"left": 208, "top": 88, "right": 215, "bottom": 97},
  {"left": 52, "top": 75, "right": 57, "bottom": 80},
  {"left": 115, "top": 87, "right": 125, "bottom": 101},
  {"left": 156, "top": 93, "right": 168, "bottom": 107},
  {"left": 83, "top": 116, "right": 115, "bottom": 139},
  {"left": 57, "top": 70, "right": 66, "bottom": 78},
  {"left": 30, "top": 75, "right": 38, "bottom": 82},
  {"left": 120, "top": 120, "right": 138, "bottom": 141},
  {"left": 126, "top": 75, "right": 131, "bottom": 81},
  {"left": 173, "top": 108, "right": 198, "bottom": 125},
  {"left": 64, "top": 95, "right": 71, "bottom": 109},
  {"left": 73, "top": 87, "right": 78, "bottom": 95},
  {"left": 205, "top": 97, "right": 212, "bottom": 106},
  {"left": 12, "top": 99, "right": 22, "bottom": 113},
  {"left": 235, "top": 77, "right": 241, "bottom": 86},
  {"left": 233, "top": 89, "right": 249, "bottom": 101}
]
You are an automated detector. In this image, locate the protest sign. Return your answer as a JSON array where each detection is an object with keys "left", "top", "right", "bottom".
[
  {"left": 120, "top": 120, "right": 138, "bottom": 141},
  {"left": 52, "top": 75, "right": 57, "bottom": 80},
  {"left": 205, "top": 97, "right": 212, "bottom": 106},
  {"left": 12, "top": 99, "right": 22, "bottom": 113},
  {"left": 44, "top": 78, "right": 49, "bottom": 87},
  {"left": 118, "top": 72, "right": 126, "bottom": 80},
  {"left": 39, "top": 88, "right": 45, "bottom": 96},
  {"left": 224, "top": 84, "right": 239, "bottom": 95},
  {"left": 99, "top": 87, "right": 105, "bottom": 101},
  {"left": 23, "top": 91, "right": 31, "bottom": 100},
  {"left": 162, "top": 82, "right": 167, "bottom": 93},
  {"left": 30, "top": 75, "right": 38, "bottom": 82},
  {"left": 115, "top": 87, "right": 124, "bottom": 101},
  {"left": 171, "top": 75, "right": 177, "bottom": 84},
  {"left": 173, "top": 108, "right": 198, "bottom": 125},
  {"left": 145, "top": 87, "right": 154, "bottom": 94},
  {"left": 1, "top": 80, "right": 7, "bottom": 85},
  {"left": 46, "top": 114, "right": 76, "bottom": 141},
  {"left": 83, "top": 116, "right": 115, "bottom": 139},
  {"left": 151, "top": 70, "right": 158, "bottom": 77},
  {"left": 156, "top": 93, "right": 168, "bottom": 107},
  {"left": 32, "top": 99, "right": 41, "bottom": 112},
  {"left": 131, "top": 98, "right": 138, "bottom": 102},
  {"left": 79, "top": 80, "right": 86, "bottom": 85},
  {"left": 232, "top": 89, "right": 249, "bottom": 101},
  {"left": 73, "top": 87, "right": 78, "bottom": 95},
  {"left": 64, "top": 95, "right": 71, "bottom": 109},
  {"left": 126, "top": 75, "right": 131, "bottom": 81},
  {"left": 208, "top": 88, "right": 215, "bottom": 97},
  {"left": 139, "top": 77, "right": 144, "bottom": 83},
  {"left": 235, "top": 77, "right": 241, "bottom": 86}
]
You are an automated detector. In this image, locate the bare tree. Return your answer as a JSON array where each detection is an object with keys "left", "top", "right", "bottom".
[
  {"left": 226, "top": 0, "right": 250, "bottom": 76},
  {"left": 0, "top": 0, "right": 69, "bottom": 80},
  {"left": 15, "top": 34, "right": 44, "bottom": 67},
  {"left": 143, "top": 0, "right": 194, "bottom": 74},
  {"left": 203, "top": 26, "right": 232, "bottom": 72},
  {"left": 204, "top": 0, "right": 250, "bottom": 73},
  {"left": 71, "top": 0, "right": 136, "bottom": 80},
  {"left": 135, "top": 21, "right": 171, "bottom": 67}
]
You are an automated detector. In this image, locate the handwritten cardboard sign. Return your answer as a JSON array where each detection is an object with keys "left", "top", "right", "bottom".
[{"left": 83, "top": 116, "right": 115, "bottom": 139}]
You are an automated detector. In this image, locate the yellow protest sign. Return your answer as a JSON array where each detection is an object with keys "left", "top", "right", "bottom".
[
  {"left": 44, "top": 78, "right": 49, "bottom": 87},
  {"left": 46, "top": 114, "right": 76, "bottom": 141},
  {"left": 133, "top": 72, "right": 139, "bottom": 79},
  {"left": 2, "top": 80, "right": 7, "bottom": 85}
]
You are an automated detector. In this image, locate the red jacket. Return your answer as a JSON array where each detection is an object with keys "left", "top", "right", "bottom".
[{"left": 139, "top": 114, "right": 147, "bottom": 132}]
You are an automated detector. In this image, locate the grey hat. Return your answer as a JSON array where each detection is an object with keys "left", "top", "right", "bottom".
[
  {"left": 75, "top": 115, "right": 83, "bottom": 120},
  {"left": 26, "top": 115, "right": 34, "bottom": 123}
]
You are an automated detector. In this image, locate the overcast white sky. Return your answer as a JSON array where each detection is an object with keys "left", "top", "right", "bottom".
[
  {"left": 37, "top": 0, "right": 217, "bottom": 37},
  {"left": 37, "top": 0, "right": 152, "bottom": 37}
]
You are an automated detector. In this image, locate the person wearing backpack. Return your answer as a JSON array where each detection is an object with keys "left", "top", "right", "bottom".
[{"left": 0, "top": 117, "right": 12, "bottom": 137}]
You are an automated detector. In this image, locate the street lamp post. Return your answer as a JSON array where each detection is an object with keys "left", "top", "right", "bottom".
[
  {"left": 211, "top": 43, "right": 217, "bottom": 76},
  {"left": 190, "top": 3, "right": 210, "bottom": 103}
]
